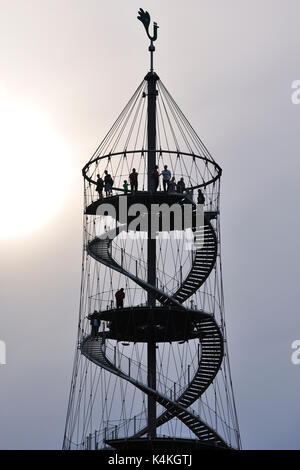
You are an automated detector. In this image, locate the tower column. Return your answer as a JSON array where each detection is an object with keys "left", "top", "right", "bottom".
[{"left": 146, "top": 70, "right": 159, "bottom": 439}]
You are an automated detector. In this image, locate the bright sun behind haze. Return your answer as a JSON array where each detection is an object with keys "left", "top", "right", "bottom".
[{"left": 0, "top": 84, "right": 71, "bottom": 239}]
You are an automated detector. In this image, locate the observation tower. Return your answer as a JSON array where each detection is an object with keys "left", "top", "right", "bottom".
[{"left": 63, "top": 9, "right": 241, "bottom": 451}]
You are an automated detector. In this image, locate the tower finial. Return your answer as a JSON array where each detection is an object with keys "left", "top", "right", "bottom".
[{"left": 137, "top": 8, "right": 159, "bottom": 72}]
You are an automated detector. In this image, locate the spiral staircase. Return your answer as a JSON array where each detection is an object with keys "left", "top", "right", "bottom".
[{"left": 79, "top": 195, "right": 228, "bottom": 450}]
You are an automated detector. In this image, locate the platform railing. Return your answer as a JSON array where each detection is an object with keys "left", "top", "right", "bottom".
[{"left": 84, "top": 187, "right": 220, "bottom": 216}]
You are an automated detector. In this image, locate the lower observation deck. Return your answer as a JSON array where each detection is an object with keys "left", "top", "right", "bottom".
[
  {"left": 105, "top": 436, "right": 229, "bottom": 451},
  {"left": 99, "top": 306, "right": 212, "bottom": 343}
]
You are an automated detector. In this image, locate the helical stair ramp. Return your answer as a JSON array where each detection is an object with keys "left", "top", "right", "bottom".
[{"left": 81, "top": 197, "right": 229, "bottom": 449}]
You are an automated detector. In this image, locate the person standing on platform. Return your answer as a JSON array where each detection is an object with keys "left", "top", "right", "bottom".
[
  {"left": 176, "top": 177, "right": 185, "bottom": 193},
  {"left": 161, "top": 165, "right": 171, "bottom": 191},
  {"left": 115, "top": 288, "right": 125, "bottom": 309},
  {"left": 123, "top": 180, "right": 129, "bottom": 194},
  {"left": 152, "top": 165, "right": 160, "bottom": 192},
  {"left": 129, "top": 168, "right": 138, "bottom": 194},
  {"left": 104, "top": 170, "right": 113, "bottom": 196},
  {"left": 168, "top": 176, "right": 176, "bottom": 192},
  {"left": 96, "top": 174, "right": 104, "bottom": 199}
]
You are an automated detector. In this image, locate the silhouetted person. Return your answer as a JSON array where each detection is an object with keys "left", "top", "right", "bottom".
[
  {"left": 115, "top": 288, "right": 125, "bottom": 309},
  {"left": 168, "top": 176, "right": 176, "bottom": 192},
  {"left": 88, "top": 311, "right": 100, "bottom": 341},
  {"left": 104, "top": 170, "right": 113, "bottom": 196},
  {"left": 129, "top": 168, "right": 138, "bottom": 193},
  {"left": 123, "top": 180, "right": 129, "bottom": 194},
  {"left": 96, "top": 174, "right": 104, "bottom": 199},
  {"left": 161, "top": 165, "right": 171, "bottom": 191},
  {"left": 176, "top": 177, "right": 185, "bottom": 194},
  {"left": 152, "top": 165, "right": 160, "bottom": 192},
  {"left": 197, "top": 188, "right": 205, "bottom": 204}
]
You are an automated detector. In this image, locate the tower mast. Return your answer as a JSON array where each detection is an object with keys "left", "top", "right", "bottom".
[{"left": 142, "top": 11, "right": 159, "bottom": 441}]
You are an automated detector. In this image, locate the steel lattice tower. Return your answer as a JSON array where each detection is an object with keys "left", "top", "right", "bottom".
[{"left": 63, "top": 10, "right": 241, "bottom": 451}]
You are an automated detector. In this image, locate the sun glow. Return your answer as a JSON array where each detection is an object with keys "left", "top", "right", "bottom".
[{"left": 0, "top": 85, "right": 71, "bottom": 238}]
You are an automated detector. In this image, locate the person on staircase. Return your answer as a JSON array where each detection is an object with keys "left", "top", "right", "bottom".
[
  {"left": 87, "top": 311, "right": 100, "bottom": 341},
  {"left": 161, "top": 165, "right": 171, "bottom": 191},
  {"left": 96, "top": 174, "right": 104, "bottom": 199},
  {"left": 129, "top": 168, "right": 138, "bottom": 194},
  {"left": 151, "top": 165, "right": 160, "bottom": 192},
  {"left": 197, "top": 188, "right": 205, "bottom": 204},
  {"left": 115, "top": 288, "right": 125, "bottom": 309}
]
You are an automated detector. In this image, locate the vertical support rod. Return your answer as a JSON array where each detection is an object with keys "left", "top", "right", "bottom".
[
  {"left": 147, "top": 339, "right": 157, "bottom": 439},
  {"left": 146, "top": 70, "right": 158, "bottom": 440},
  {"left": 149, "top": 42, "right": 154, "bottom": 72},
  {"left": 147, "top": 71, "right": 158, "bottom": 194}
]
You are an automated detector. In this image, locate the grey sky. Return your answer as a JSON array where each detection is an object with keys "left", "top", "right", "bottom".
[{"left": 0, "top": 0, "right": 299, "bottom": 449}]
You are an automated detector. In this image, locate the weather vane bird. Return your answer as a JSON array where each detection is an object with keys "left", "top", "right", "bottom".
[{"left": 137, "top": 8, "right": 159, "bottom": 42}]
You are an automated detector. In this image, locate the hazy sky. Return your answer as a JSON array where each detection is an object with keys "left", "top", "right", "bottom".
[{"left": 0, "top": 0, "right": 300, "bottom": 449}]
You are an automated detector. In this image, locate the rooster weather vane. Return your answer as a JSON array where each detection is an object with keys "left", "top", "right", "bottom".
[
  {"left": 137, "top": 8, "right": 159, "bottom": 71},
  {"left": 137, "top": 8, "right": 159, "bottom": 41}
]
